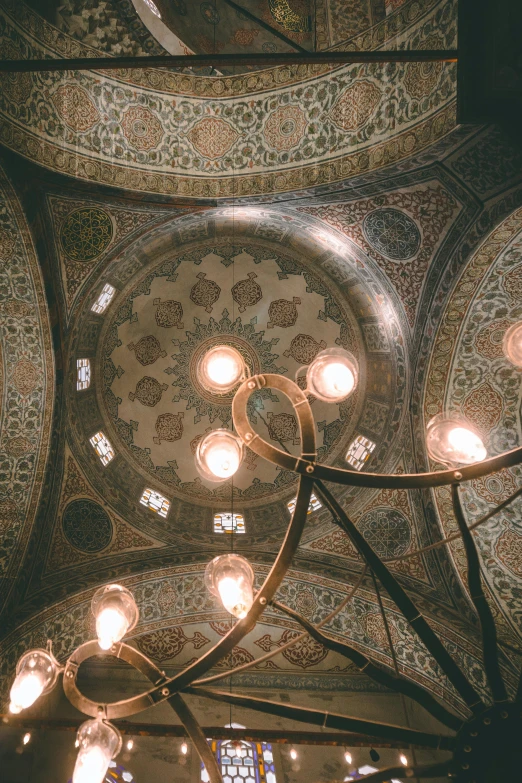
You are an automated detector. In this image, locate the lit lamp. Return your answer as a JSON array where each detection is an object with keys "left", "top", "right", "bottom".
[
  {"left": 305, "top": 348, "right": 358, "bottom": 403},
  {"left": 198, "top": 345, "right": 245, "bottom": 393},
  {"left": 73, "top": 719, "right": 121, "bottom": 783},
  {"left": 426, "top": 414, "right": 487, "bottom": 466},
  {"left": 91, "top": 584, "right": 139, "bottom": 651},
  {"left": 232, "top": 740, "right": 246, "bottom": 758},
  {"left": 503, "top": 322, "right": 522, "bottom": 367},
  {"left": 195, "top": 429, "right": 243, "bottom": 482},
  {"left": 344, "top": 751, "right": 352, "bottom": 764},
  {"left": 9, "top": 648, "right": 59, "bottom": 714},
  {"left": 205, "top": 554, "right": 254, "bottom": 619}
]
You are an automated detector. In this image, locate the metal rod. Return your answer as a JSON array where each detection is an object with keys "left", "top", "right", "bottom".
[
  {"left": 451, "top": 484, "right": 508, "bottom": 702},
  {"left": 221, "top": 0, "right": 308, "bottom": 53},
  {"left": 187, "top": 688, "right": 455, "bottom": 750},
  {"left": 0, "top": 717, "right": 436, "bottom": 747},
  {"left": 355, "top": 761, "right": 452, "bottom": 782},
  {"left": 313, "top": 480, "right": 485, "bottom": 715},
  {"left": 272, "top": 600, "right": 461, "bottom": 731},
  {"left": 168, "top": 694, "right": 223, "bottom": 783},
  {"left": 0, "top": 50, "right": 459, "bottom": 72}
]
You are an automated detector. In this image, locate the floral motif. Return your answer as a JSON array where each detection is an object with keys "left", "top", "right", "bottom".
[
  {"left": 294, "top": 586, "right": 318, "bottom": 617},
  {"left": 502, "top": 264, "right": 522, "bottom": 305},
  {"left": 462, "top": 381, "right": 503, "bottom": 434},
  {"left": 267, "top": 297, "right": 300, "bottom": 328},
  {"left": 404, "top": 36, "right": 444, "bottom": 100},
  {"left": 263, "top": 105, "right": 307, "bottom": 151},
  {"left": 60, "top": 207, "right": 113, "bottom": 262},
  {"left": 51, "top": 84, "right": 100, "bottom": 132},
  {"left": 267, "top": 412, "right": 300, "bottom": 445},
  {"left": 5, "top": 436, "right": 34, "bottom": 457},
  {"left": 187, "top": 118, "right": 239, "bottom": 160},
  {"left": 154, "top": 413, "right": 184, "bottom": 445},
  {"left": 233, "top": 29, "right": 260, "bottom": 46},
  {"left": 0, "top": 498, "right": 19, "bottom": 536},
  {"left": 474, "top": 318, "right": 513, "bottom": 359},
  {"left": 363, "top": 208, "right": 421, "bottom": 261},
  {"left": 496, "top": 531, "right": 522, "bottom": 578},
  {"left": 358, "top": 507, "right": 411, "bottom": 558},
  {"left": 231, "top": 272, "right": 262, "bottom": 313},
  {"left": 62, "top": 500, "right": 113, "bottom": 553},
  {"left": 11, "top": 359, "right": 39, "bottom": 396},
  {"left": 1, "top": 300, "right": 33, "bottom": 318},
  {"left": 136, "top": 626, "right": 210, "bottom": 662},
  {"left": 283, "top": 334, "right": 326, "bottom": 364},
  {"left": 472, "top": 469, "right": 518, "bottom": 505},
  {"left": 365, "top": 612, "right": 400, "bottom": 649},
  {"left": 127, "top": 335, "right": 167, "bottom": 366},
  {"left": 329, "top": 80, "right": 381, "bottom": 131},
  {"left": 154, "top": 298, "right": 184, "bottom": 328},
  {"left": 0, "top": 228, "right": 15, "bottom": 261},
  {"left": 129, "top": 376, "right": 169, "bottom": 406},
  {"left": 190, "top": 272, "right": 221, "bottom": 312},
  {"left": 121, "top": 105, "right": 164, "bottom": 151}
]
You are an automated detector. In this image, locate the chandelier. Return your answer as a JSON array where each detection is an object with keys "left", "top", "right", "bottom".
[{"left": 8, "top": 322, "right": 522, "bottom": 783}]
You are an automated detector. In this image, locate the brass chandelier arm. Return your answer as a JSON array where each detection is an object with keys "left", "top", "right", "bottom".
[
  {"left": 451, "top": 484, "right": 508, "bottom": 703},
  {"left": 193, "top": 567, "right": 369, "bottom": 687},
  {"left": 353, "top": 761, "right": 452, "bottom": 782},
  {"left": 271, "top": 600, "right": 462, "bottom": 731},
  {"left": 313, "top": 480, "right": 485, "bottom": 715},
  {"left": 168, "top": 694, "right": 223, "bottom": 783},
  {"left": 185, "top": 688, "right": 455, "bottom": 750}
]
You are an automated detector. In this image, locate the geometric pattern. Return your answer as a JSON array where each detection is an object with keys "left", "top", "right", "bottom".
[
  {"left": 60, "top": 207, "right": 113, "bottom": 262},
  {"left": 62, "top": 499, "right": 113, "bottom": 553},
  {"left": 358, "top": 507, "right": 411, "bottom": 558},
  {"left": 363, "top": 208, "right": 421, "bottom": 261}
]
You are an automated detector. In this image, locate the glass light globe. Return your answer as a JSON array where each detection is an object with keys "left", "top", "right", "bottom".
[
  {"left": 181, "top": 742, "right": 188, "bottom": 755},
  {"left": 9, "top": 649, "right": 58, "bottom": 714},
  {"left": 344, "top": 751, "right": 352, "bottom": 765},
  {"left": 305, "top": 348, "right": 358, "bottom": 403},
  {"left": 198, "top": 345, "right": 245, "bottom": 393},
  {"left": 503, "top": 322, "right": 522, "bottom": 367},
  {"left": 426, "top": 414, "right": 487, "bottom": 466},
  {"left": 195, "top": 429, "right": 243, "bottom": 482},
  {"left": 73, "top": 719, "right": 121, "bottom": 783},
  {"left": 91, "top": 584, "right": 139, "bottom": 651},
  {"left": 205, "top": 554, "right": 254, "bottom": 619}
]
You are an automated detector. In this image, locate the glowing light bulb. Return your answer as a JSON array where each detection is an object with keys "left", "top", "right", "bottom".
[
  {"left": 195, "top": 429, "right": 243, "bottom": 482},
  {"left": 199, "top": 346, "right": 245, "bottom": 392},
  {"left": 503, "top": 321, "right": 522, "bottom": 367},
  {"left": 232, "top": 741, "right": 246, "bottom": 758},
  {"left": 181, "top": 742, "right": 188, "bottom": 755},
  {"left": 23, "top": 733, "right": 31, "bottom": 745},
  {"left": 305, "top": 348, "right": 358, "bottom": 403},
  {"left": 9, "top": 649, "right": 58, "bottom": 714},
  {"left": 205, "top": 554, "right": 254, "bottom": 619},
  {"left": 91, "top": 585, "right": 139, "bottom": 651},
  {"left": 400, "top": 754, "right": 408, "bottom": 767},
  {"left": 426, "top": 415, "right": 487, "bottom": 466},
  {"left": 126, "top": 739, "right": 134, "bottom": 751},
  {"left": 73, "top": 719, "right": 121, "bottom": 783},
  {"left": 290, "top": 748, "right": 298, "bottom": 760},
  {"left": 344, "top": 751, "right": 352, "bottom": 764}
]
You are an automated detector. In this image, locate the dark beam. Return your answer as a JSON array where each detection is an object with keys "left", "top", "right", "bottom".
[
  {"left": 0, "top": 717, "right": 432, "bottom": 747},
  {"left": 0, "top": 50, "right": 458, "bottom": 72}
]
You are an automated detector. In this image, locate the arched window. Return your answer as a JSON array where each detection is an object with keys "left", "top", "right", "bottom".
[{"left": 202, "top": 740, "right": 276, "bottom": 783}]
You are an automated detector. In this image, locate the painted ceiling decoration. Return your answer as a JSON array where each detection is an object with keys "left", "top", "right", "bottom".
[
  {"left": 0, "top": 5, "right": 522, "bottom": 779},
  {"left": 0, "top": 0, "right": 457, "bottom": 197}
]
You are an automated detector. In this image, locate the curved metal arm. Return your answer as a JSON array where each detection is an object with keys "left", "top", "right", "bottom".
[
  {"left": 169, "top": 694, "right": 223, "bottom": 783},
  {"left": 272, "top": 601, "right": 462, "bottom": 731},
  {"left": 313, "top": 480, "right": 484, "bottom": 714},
  {"left": 186, "top": 688, "right": 455, "bottom": 750},
  {"left": 451, "top": 484, "right": 508, "bottom": 702}
]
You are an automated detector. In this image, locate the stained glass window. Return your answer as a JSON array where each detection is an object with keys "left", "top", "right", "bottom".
[
  {"left": 287, "top": 492, "right": 322, "bottom": 516},
  {"left": 90, "top": 431, "right": 115, "bottom": 466},
  {"left": 77, "top": 358, "right": 91, "bottom": 390},
  {"left": 143, "top": 0, "right": 161, "bottom": 17},
  {"left": 202, "top": 740, "right": 276, "bottom": 783},
  {"left": 345, "top": 435, "right": 376, "bottom": 470},
  {"left": 213, "top": 512, "right": 246, "bottom": 534},
  {"left": 140, "top": 488, "right": 170, "bottom": 518},
  {"left": 92, "top": 283, "right": 115, "bottom": 314}
]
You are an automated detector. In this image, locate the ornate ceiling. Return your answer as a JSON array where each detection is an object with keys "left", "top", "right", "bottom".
[{"left": 0, "top": 0, "right": 521, "bottom": 728}]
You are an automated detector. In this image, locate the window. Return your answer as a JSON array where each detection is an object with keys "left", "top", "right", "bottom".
[
  {"left": 91, "top": 283, "right": 115, "bottom": 314},
  {"left": 89, "top": 431, "right": 115, "bottom": 466},
  {"left": 143, "top": 0, "right": 161, "bottom": 17},
  {"left": 345, "top": 435, "right": 376, "bottom": 470},
  {"left": 213, "top": 512, "right": 245, "bottom": 534},
  {"left": 140, "top": 488, "right": 170, "bottom": 518},
  {"left": 76, "top": 358, "right": 91, "bottom": 390},
  {"left": 287, "top": 492, "right": 322, "bottom": 516},
  {"left": 202, "top": 740, "right": 276, "bottom": 783}
]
